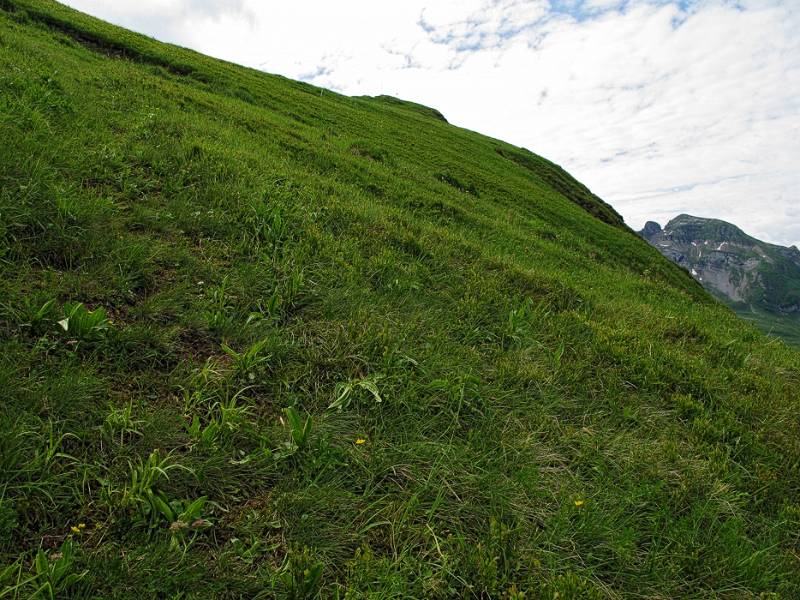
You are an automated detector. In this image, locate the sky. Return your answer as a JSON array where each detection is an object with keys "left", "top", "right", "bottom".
[{"left": 61, "top": 0, "right": 800, "bottom": 247}]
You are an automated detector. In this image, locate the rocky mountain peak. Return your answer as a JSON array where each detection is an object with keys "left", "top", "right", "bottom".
[
  {"left": 640, "top": 221, "right": 662, "bottom": 237},
  {"left": 638, "top": 215, "right": 800, "bottom": 328}
]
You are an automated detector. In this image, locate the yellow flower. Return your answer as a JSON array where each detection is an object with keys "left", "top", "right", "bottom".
[
  {"left": 70, "top": 526, "right": 81, "bottom": 534},
  {"left": 78, "top": 523, "right": 86, "bottom": 529},
  {"left": 355, "top": 438, "right": 366, "bottom": 445},
  {"left": 574, "top": 499, "right": 585, "bottom": 507}
]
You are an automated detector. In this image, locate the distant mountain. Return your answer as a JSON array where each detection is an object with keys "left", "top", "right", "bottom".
[{"left": 639, "top": 214, "right": 800, "bottom": 344}]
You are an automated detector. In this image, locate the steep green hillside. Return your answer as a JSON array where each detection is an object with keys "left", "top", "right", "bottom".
[{"left": 2, "top": 2, "right": 799, "bottom": 597}]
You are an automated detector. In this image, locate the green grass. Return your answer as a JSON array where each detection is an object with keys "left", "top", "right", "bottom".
[
  {"left": 734, "top": 306, "right": 800, "bottom": 348},
  {"left": 1, "top": 1, "right": 800, "bottom": 597}
]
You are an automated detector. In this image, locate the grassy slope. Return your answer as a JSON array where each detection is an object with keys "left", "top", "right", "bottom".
[
  {"left": 1, "top": 1, "right": 799, "bottom": 597},
  {"left": 734, "top": 307, "right": 800, "bottom": 348}
]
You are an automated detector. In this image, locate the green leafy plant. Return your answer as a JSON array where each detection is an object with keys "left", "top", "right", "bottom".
[
  {"left": 57, "top": 302, "right": 109, "bottom": 342},
  {"left": 185, "top": 386, "right": 252, "bottom": 449},
  {"left": 185, "top": 413, "right": 221, "bottom": 447},
  {"left": 503, "top": 298, "right": 538, "bottom": 347},
  {"left": 222, "top": 338, "right": 271, "bottom": 380},
  {"left": 160, "top": 496, "right": 212, "bottom": 553},
  {"left": 246, "top": 289, "right": 282, "bottom": 325},
  {"left": 204, "top": 276, "right": 235, "bottom": 333},
  {"left": 31, "top": 420, "right": 77, "bottom": 472},
  {"left": 229, "top": 536, "right": 273, "bottom": 565},
  {"left": 269, "top": 407, "right": 312, "bottom": 460},
  {"left": 427, "top": 373, "right": 483, "bottom": 420},
  {"left": 102, "top": 402, "right": 143, "bottom": 445},
  {"left": 163, "top": 496, "right": 210, "bottom": 531},
  {"left": 283, "top": 406, "right": 311, "bottom": 448},
  {"left": 216, "top": 391, "right": 252, "bottom": 432},
  {"left": 16, "top": 297, "right": 56, "bottom": 333},
  {"left": 283, "top": 406, "right": 312, "bottom": 449},
  {"left": 179, "top": 357, "right": 226, "bottom": 414},
  {"left": 101, "top": 450, "right": 195, "bottom": 528},
  {"left": 31, "top": 541, "right": 83, "bottom": 599},
  {"left": 468, "top": 518, "right": 519, "bottom": 596},
  {"left": 268, "top": 209, "right": 287, "bottom": 257},
  {"left": 280, "top": 548, "right": 323, "bottom": 600},
  {"left": 0, "top": 559, "right": 24, "bottom": 598},
  {"left": 288, "top": 269, "right": 304, "bottom": 300},
  {"left": 328, "top": 375, "right": 383, "bottom": 411},
  {"left": 24, "top": 539, "right": 87, "bottom": 600}
]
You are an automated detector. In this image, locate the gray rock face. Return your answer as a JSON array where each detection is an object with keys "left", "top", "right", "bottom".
[
  {"left": 638, "top": 215, "right": 800, "bottom": 317},
  {"left": 640, "top": 221, "right": 662, "bottom": 238}
]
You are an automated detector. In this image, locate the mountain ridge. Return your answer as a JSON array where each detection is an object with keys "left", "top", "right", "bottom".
[{"left": 639, "top": 214, "right": 800, "bottom": 344}]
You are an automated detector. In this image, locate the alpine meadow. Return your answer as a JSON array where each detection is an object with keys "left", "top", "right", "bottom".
[{"left": 1, "top": 1, "right": 799, "bottom": 598}]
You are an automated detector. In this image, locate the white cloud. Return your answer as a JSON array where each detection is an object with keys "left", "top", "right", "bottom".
[
  {"left": 584, "top": 0, "right": 623, "bottom": 9},
  {"left": 61, "top": 0, "right": 800, "bottom": 247}
]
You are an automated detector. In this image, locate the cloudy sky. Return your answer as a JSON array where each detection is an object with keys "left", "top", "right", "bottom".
[{"left": 62, "top": 0, "right": 800, "bottom": 247}]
